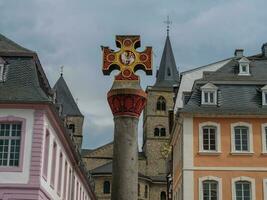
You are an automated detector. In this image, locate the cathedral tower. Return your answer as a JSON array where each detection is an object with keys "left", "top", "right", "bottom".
[{"left": 143, "top": 34, "right": 179, "bottom": 177}]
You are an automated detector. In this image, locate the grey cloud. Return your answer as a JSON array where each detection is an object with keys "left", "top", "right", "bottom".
[{"left": 0, "top": 0, "right": 267, "bottom": 149}]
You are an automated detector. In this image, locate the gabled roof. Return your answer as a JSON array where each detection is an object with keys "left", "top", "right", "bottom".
[
  {"left": 200, "top": 82, "right": 218, "bottom": 90},
  {"left": 0, "top": 33, "right": 33, "bottom": 53},
  {"left": 53, "top": 75, "right": 83, "bottom": 116},
  {"left": 239, "top": 56, "right": 250, "bottom": 63},
  {"left": 154, "top": 35, "right": 179, "bottom": 88}
]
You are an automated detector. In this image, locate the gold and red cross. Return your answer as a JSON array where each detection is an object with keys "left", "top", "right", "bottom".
[{"left": 102, "top": 35, "right": 152, "bottom": 81}]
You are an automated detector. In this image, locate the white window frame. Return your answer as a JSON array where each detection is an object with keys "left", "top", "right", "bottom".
[
  {"left": 238, "top": 57, "right": 250, "bottom": 76},
  {"left": 201, "top": 83, "right": 218, "bottom": 105},
  {"left": 261, "top": 123, "right": 267, "bottom": 154},
  {"left": 263, "top": 179, "right": 267, "bottom": 200},
  {"left": 202, "top": 90, "right": 217, "bottom": 105},
  {"left": 199, "top": 122, "right": 221, "bottom": 153},
  {"left": 261, "top": 86, "right": 267, "bottom": 106},
  {"left": 231, "top": 122, "right": 253, "bottom": 154},
  {"left": 199, "top": 176, "right": 222, "bottom": 200},
  {"left": 0, "top": 64, "right": 4, "bottom": 82},
  {"left": 232, "top": 176, "right": 255, "bottom": 200}
]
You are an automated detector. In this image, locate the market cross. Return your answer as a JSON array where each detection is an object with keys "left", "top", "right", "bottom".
[{"left": 102, "top": 35, "right": 152, "bottom": 81}]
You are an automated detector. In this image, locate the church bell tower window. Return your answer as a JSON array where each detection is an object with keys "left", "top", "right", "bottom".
[{"left": 157, "top": 96, "right": 166, "bottom": 111}]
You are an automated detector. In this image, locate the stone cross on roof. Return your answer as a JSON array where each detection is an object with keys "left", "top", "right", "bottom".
[{"left": 102, "top": 35, "right": 152, "bottom": 81}]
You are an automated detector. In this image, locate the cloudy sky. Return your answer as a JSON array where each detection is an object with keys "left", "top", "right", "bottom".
[{"left": 1, "top": 0, "right": 267, "bottom": 149}]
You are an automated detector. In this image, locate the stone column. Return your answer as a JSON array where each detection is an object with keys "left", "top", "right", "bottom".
[
  {"left": 101, "top": 35, "right": 152, "bottom": 200},
  {"left": 107, "top": 86, "right": 147, "bottom": 200}
]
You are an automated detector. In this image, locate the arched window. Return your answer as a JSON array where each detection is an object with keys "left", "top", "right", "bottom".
[
  {"left": 138, "top": 184, "right": 140, "bottom": 196},
  {"left": 199, "top": 176, "right": 222, "bottom": 200},
  {"left": 160, "top": 191, "right": 166, "bottom": 200},
  {"left": 103, "top": 181, "right": 110, "bottom": 194},
  {"left": 231, "top": 122, "right": 253, "bottom": 153},
  {"left": 199, "top": 122, "right": 221, "bottom": 153},
  {"left": 202, "top": 180, "right": 218, "bottom": 200},
  {"left": 157, "top": 96, "right": 166, "bottom": 111},
  {"left": 144, "top": 185, "right": 148, "bottom": 198},
  {"left": 160, "top": 128, "right": 166, "bottom": 137},
  {"left": 235, "top": 181, "right": 251, "bottom": 200},
  {"left": 154, "top": 128, "right": 160, "bottom": 136}
]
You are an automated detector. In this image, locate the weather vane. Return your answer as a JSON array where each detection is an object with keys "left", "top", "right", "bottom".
[
  {"left": 60, "top": 65, "right": 64, "bottom": 76},
  {"left": 164, "top": 16, "right": 172, "bottom": 36}
]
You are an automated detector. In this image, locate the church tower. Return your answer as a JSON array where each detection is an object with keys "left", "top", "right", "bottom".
[
  {"left": 143, "top": 33, "right": 179, "bottom": 177},
  {"left": 53, "top": 74, "right": 84, "bottom": 150}
]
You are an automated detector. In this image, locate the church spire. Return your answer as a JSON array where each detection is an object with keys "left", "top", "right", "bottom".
[{"left": 154, "top": 29, "right": 179, "bottom": 88}]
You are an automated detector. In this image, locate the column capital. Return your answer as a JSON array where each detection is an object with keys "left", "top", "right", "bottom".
[{"left": 107, "top": 88, "right": 147, "bottom": 118}]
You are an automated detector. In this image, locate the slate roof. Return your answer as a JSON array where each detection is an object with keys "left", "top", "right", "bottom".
[
  {"left": 53, "top": 76, "right": 83, "bottom": 116},
  {"left": 0, "top": 33, "right": 33, "bottom": 53},
  {"left": 0, "top": 34, "right": 51, "bottom": 103},
  {"left": 154, "top": 35, "right": 179, "bottom": 88},
  {"left": 181, "top": 55, "right": 267, "bottom": 115},
  {"left": 91, "top": 161, "right": 166, "bottom": 182}
]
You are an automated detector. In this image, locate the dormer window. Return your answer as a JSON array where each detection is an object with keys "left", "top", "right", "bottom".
[
  {"left": 0, "top": 57, "right": 7, "bottom": 82},
  {"left": 261, "top": 85, "right": 267, "bottom": 106},
  {"left": 201, "top": 83, "right": 218, "bottom": 105},
  {"left": 238, "top": 57, "right": 250, "bottom": 76}
]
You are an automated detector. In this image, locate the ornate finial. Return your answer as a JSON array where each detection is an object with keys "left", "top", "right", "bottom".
[
  {"left": 102, "top": 35, "right": 152, "bottom": 81},
  {"left": 60, "top": 66, "right": 64, "bottom": 77},
  {"left": 164, "top": 16, "right": 172, "bottom": 36}
]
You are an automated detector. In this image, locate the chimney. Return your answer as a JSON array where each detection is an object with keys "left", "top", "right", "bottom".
[
  {"left": 262, "top": 43, "right": 267, "bottom": 57},
  {"left": 234, "top": 49, "right": 244, "bottom": 58}
]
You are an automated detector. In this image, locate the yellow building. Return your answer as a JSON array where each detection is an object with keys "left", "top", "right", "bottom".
[{"left": 171, "top": 44, "right": 267, "bottom": 200}]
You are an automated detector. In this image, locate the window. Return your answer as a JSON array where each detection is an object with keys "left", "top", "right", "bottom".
[
  {"left": 199, "top": 176, "right": 222, "bottom": 200},
  {"left": 0, "top": 64, "right": 4, "bottom": 82},
  {"left": 63, "top": 161, "right": 68, "bottom": 200},
  {"left": 231, "top": 123, "right": 253, "bottom": 153},
  {"left": 238, "top": 57, "right": 250, "bottom": 76},
  {"left": 0, "top": 58, "right": 7, "bottom": 82},
  {"left": 261, "top": 85, "right": 267, "bottom": 106},
  {"left": 68, "top": 169, "right": 72, "bottom": 200},
  {"left": 201, "top": 83, "right": 218, "bottom": 105},
  {"left": 203, "top": 180, "right": 218, "bottom": 200},
  {"left": 160, "top": 191, "right": 166, "bottom": 200},
  {"left": 43, "top": 130, "right": 50, "bottom": 179},
  {"left": 68, "top": 124, "right": 75, "bottom": 134},
  {"left": 234, "top": 127, "right": 249, "bottom": 151},
  {"left": 161, "top": 128, "right": 166, "bottom": 136},
  {"left": 235, "top": 181, "right": 251, "bottom": 200},
  {"left": 202, "top": 126, "right": 217, "bottom": 151},
  {"left": 103, "top": 181, "right": 110, "bottom": 194},
  {"left": 263, "top": 179, "right": 267, "bottom": 200},
  {"left": 57, "top": 152, "right": 63, "bottom": 195},
  {"left": 138, "top": 184, "right": 140, "bottom": 196},
  {"left": 0, "top": 123, "right": 21, "bottom": 167},
  {"left": 232, "top": 177, "right": 255, "bottom": 200},
  {"left": 261, "top": 124, "right": 267, "bottom": 153},
  {"left": 50, "top": 142, "right": 57, "bottom": 188},
  {"left": 157, "top": 96, "right": 166, "bottom": 111},
  {"left": 144, "top": 185, "right": 148, "bottom": 198},
  {"left": 154, "top": 128, "right": 160, "bottom": 136},
  {"left": 154, "top": 126, "right": 167, "bottom": 137},
  {"left": 167, "top": 68, "right": 171, "bottom": 76},
  {"left": 199, "top": 122, "right": 221, "bottom": 153}
]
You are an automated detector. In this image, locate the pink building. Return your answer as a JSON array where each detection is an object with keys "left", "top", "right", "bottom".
[{"left": 0, "top": 34, "right": 96, "bottom": 200}]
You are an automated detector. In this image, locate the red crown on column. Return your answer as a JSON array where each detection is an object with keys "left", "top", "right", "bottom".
[{"left": 107, "top": 89, "right": 147, "bottom": 118}]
